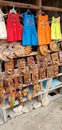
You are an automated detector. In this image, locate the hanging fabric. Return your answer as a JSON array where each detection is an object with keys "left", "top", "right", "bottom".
[
  {"left": 7, "top": 12, "right": 23, "bottom": 42},
  {"left": 0, "top": 9, "right": 7, "bottom": 39},
  {"left": 22, "top": 11, "right": 38, "bottom": 46},
  {"left": 51, "top": 16, "right": 61, "bottom": 40},
  {"left": 38, "top": 14, "right": 51, "bottom": 46}
]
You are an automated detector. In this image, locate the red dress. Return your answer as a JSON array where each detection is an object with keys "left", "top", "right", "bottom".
[{"left": 7, "top": 13, "right": 23, "bottom": 42}]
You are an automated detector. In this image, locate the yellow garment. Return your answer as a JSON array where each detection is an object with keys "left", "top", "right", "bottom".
[{"left": 51, "top": 16, "right": 61, "bottom": 40}]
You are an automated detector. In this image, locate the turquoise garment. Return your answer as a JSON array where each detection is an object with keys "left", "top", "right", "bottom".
[
  {"left": 51, "top": 16, "right": 61, "bottom": 40},
  {"left": 22, "top": 12, "right": 38, "bottom": 46}
]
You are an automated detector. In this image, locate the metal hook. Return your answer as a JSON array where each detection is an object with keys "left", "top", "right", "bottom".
[{"left": 27, "top": 5, "right": 30, "bottom": 10}]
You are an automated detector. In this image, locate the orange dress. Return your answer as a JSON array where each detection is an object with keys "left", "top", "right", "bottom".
[{"left": 38, "top": 14, "right": 51, "bottom": 46}]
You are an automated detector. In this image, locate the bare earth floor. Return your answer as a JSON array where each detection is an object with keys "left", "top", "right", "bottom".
[{"left": 0, "top": 97, "right": 62, "bottom": 130}]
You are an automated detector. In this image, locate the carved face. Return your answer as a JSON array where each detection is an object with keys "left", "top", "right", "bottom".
[{"left": 4, "top": 60, "right": 14, "bottom": 75}]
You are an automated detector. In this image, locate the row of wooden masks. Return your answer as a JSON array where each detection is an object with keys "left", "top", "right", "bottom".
[
  {"left": 0, "top": 52, "right": 59, "bottom": 106},
  {"left": 4, "top": 52, "right": 59, "bottom": 80},
  {"left": 4, "top": 53, "right": 59, "bottom": 84},
  {"left": 37, "top": 53, "right": 59, "bottom": 79}
]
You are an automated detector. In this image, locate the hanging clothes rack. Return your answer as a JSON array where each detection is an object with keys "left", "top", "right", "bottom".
[{"left": 0, "top": 0, "right": 62, "bottom": 12}]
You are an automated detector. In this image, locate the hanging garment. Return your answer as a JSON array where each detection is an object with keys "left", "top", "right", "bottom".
[
  {"left": 7, "top": 13, "right": 23, "bottom": 42},
  {"left": 38, "top": 14, "right": 51, "bottom": 46},
  {"left": 0, "top": 9, "right": 7, "bottom": 39},
  {"left": 22, "top": 12, "right": 38, "bottom": 46},
  {"left": 51, "top": 16, "right": 61, "bottom": 40}
]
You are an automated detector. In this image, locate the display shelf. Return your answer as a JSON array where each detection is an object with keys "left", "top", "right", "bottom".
[
  {"left": 58, "top": 73, "right": 62, "bottom": 76},
  {"left": 0, "top": 79, "right": 62, "bottom": 122},
  {"left": 41, "top": 78, "right": 62, "bottom": 93},
  {"left": 0, "top": 100, "right": 19, "bottom": 110},
  {"left": 1, "top": 84, "right": 62, "bottom": 110},
  {"left": 0, "top": 51, "right": 38, "bottom": 61},
  {"left": 46, "top": 84, "right": 62, "bottom": 93},
  {"left": 39, "top": 73, "right": 62, "bottom": 83},
  {"left": 0, "top": 0, "right": 61, "bottom": 124},
  {"left": 48, "top": 50, "right": 60, "bottom": 53},
  {"left": 1, "top": 80, "right": 62, "bottom": 110},
  {"left": 0, "top": 2, "right": 61, "bottom": 124},
  {"left": 3, "top": 73, "right": 62, "bottom": 93},
  {"left": 0, "top": 49, "right": 61, "bottom": 61},
  {"left": 59, "top": 63, "right": 62, "bottom": 66},
  {"left": 0, "top": 91, "right": 41, "bottom": 110},
  {"left": 13, "top": 52, "right": 38, "bottom": 59}
]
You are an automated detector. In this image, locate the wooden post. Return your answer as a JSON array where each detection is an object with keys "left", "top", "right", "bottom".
[
  {"left": 38, "top": 0, "right": 42, "bottom": 7},
  {"left": 36, "top": 0, "right": 42, "bottom": 6},
  {"left": 36, "top": 0, "right": 42, "bottom": 14}
]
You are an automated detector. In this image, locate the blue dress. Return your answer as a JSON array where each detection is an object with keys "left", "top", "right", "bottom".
[{"left": 22, "top": 12, "right": 38, "bottom": 46}]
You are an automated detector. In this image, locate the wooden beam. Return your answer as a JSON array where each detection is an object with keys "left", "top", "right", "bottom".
[
  {"left": 0, "top": 0, "right": 39, "bottom": 9},
  {"left": 41, "top": 6, "right": 62, "bottom": 12},
  {"left": 0, "top": 0, "right": 62, "bottom": 12}
]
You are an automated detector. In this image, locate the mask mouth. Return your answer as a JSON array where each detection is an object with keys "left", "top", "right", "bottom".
[{"left": 6, "top": 69, "right": 13, "bottom": 74}]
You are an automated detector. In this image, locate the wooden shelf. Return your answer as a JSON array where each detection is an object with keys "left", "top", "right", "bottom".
[
  {"left": 1, "top": 83, "right": 62, "bottom": 110},
  {"left": 0, "top": 52, "right": 38, "bottom": 61},
  {"left": 0, "top": 91, "right": 42, "bottom": 110},
  {"left": 59, "top": 63, "right": 62, "bottom": 66},
  {"left": 58, "top": 73, "right": 62, "bottom": 77},
  {"left": 2, "top": 72, "right": 62, "bottom": 89},
  {"left": 13, "top": 52, "right": 38, "bottom": 59},
  {"left": 16, "top": 73, "right": 62, "bottom": 88},
  {"left": 49, "top": 84, "right": 62, "bottom": 92}
]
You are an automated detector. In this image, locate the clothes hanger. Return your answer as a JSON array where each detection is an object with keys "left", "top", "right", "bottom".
[
  {"left": 0, "top": 8, "right": 8, "bottom": 18},
  {"left": 0, "top": 8, "right": 4, "bottom": 16},
  {"left": 54, "top": 11, "right": 59, "bottom": 18},
  {"left": 35, "top": 9, "right": 46, "bottom": 18},
  {"left": 42, "top": 11, "right": 46, "bottom": 15},
  {"left": 10, "top": 5, "right": 17, "bottom": 14},
  {"left": 26, "top": 8, "right": 32, "bottom": 15},
  {"left": 38, "top": 9, "right": 41, "bottom": 14},
  {"left": 38, "top": 9, "right": 46, "bottom": 15},
  {"left": 2, "top": 7, "right": 8, "bottom": 17}
]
